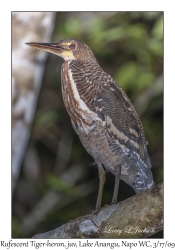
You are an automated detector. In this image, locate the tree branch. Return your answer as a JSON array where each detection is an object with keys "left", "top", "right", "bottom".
[{"left": 33, "top": 182, "right": 163, "bottom": 238}]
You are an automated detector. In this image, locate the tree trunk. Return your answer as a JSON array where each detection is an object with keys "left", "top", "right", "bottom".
[{"left": 12, "top": 12, "right": 56, "bottom": 194}]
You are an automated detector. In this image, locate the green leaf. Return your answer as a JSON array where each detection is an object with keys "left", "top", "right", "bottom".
[
  {"left": 137, "top": 72, "right": 154, "bottom": 91},
  {"left": 35, "top": 110, "right": 58, "bottom": 129},
  {"left": 126, "top": 24, "right": 147, "bottom": 42},
  {"left": 147, "top": 39, "right": 163, "bottom": 56},
  {"left": 115, "top": 61, "right": 138, "bottom": 90},
  {"left": 152, "top": 16, "right": 163, "bottom": 40},
  {"left": 46, "top": 174, "right": 81, "bottom": 197}
]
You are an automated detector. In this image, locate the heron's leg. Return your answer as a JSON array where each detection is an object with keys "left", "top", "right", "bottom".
[
  {"left": 111, "top": 164, "right": 121, "bottom": 204},
  {"left": 96, "top": 163, "right": 106, "bottom": 210}
]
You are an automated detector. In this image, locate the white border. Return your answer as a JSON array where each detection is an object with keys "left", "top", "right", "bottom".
[{"left": 1, "top": 0, "right": 175, "bottom": 246}]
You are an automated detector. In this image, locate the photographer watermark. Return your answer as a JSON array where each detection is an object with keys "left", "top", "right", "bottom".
[{"left": 103, "top": 226, "right": 155, "bottom": 235}]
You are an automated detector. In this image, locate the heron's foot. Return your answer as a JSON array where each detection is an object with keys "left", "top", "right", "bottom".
[
  {"left": 111, "top": 196, "right": 118, "bottom": 205},
  {"left": 90, "top": 209, "right": 99, "bottom": 215}
]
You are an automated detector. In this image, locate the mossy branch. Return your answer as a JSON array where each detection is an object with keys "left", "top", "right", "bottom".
[{"left": 33, "top": 183, "right": 163, "bottom": 239}]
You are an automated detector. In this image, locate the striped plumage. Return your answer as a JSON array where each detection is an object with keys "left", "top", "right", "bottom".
[{"left": 26, "top": 39, "right": 155, "bottom": 209}]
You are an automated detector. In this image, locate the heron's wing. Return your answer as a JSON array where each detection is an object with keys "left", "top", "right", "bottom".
[{"left": 94, "top": 78, "right": 152, "bottom": 169}]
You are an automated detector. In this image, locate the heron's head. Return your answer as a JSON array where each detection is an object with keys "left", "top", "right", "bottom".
[{"left": 26, "top": 39, "right": 96, "bottom": 62}]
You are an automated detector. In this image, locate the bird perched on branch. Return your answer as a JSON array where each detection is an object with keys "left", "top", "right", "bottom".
[{"left": 26, "top": 39, "right": 155, "bottom": 210}]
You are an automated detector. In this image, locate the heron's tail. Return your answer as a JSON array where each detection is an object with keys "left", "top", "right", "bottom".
[
  {"left": 134, "top": 167, "right": 155, "bottom": 194},
  {"left": 120, "top": 152, "right": 155, "bottom": 194}
]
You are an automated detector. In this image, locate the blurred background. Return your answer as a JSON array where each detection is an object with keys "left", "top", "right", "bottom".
[{"left": 12, "top": 12, "right": 163, "bottom": 238}]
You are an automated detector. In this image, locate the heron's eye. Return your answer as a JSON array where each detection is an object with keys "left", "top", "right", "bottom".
[{"left": 69, "top": 43, "right": 75, "bottom": 50}]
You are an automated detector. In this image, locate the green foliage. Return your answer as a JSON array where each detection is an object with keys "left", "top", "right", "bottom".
[
  {"left": 115, "top": 61, "right": 138, "bottom": 89},
  {"left": 152, "top": 15, "right": 163, "bottom": 40},
  {"left": 46, "top": 174, "right": 81, "bottom": 197},
  {"left": 12, "top": 218, "right": 20, "bottom": 238},
  {"left": 35, "top": 110, "right": 58, "bottom": 129}
]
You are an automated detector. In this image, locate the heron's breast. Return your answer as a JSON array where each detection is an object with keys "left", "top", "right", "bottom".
[{"left": 61, "top": 61, "right": 103, "bottom": 134}]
